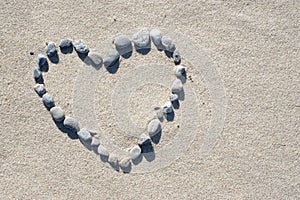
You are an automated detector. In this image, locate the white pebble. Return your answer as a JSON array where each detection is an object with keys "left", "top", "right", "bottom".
[
  {"left": 171, "top": 79, "right": 183, "bottom": 94},
  {"left": 98, "top": 145, "right": 109, "bottom": 157},
  {"left": 150, "top": 29, "right": 163, "bottom": 49},
  {"left": 34, "top": 84, "right": 46, "bottom": 96},
  {"left": 59, "top": 38, "right": 73, "bottom": 49},
  {"left": 91, "top": 135, "right": 100, "bottom": 147},
  {"left": 42, "top": 93, "right": 54, "bottom": 108},
  {"left": 170, "top": 93, "right": 178, "bottom": 102},
  {"left": 119, "top": 157, "right": 131, "bottom": 170},
  {"left": 74, "top": 40, "right": 89, "bottom": 54},
  {"left": 114, "top": 35, "right": 132, "bottom": 55},
  {"left": 162, "top": 36, "right": 176, "bottom": 52},
  {"left": 147, "top": 119, "right": 162, "bottom": 137},
  {"left": 130, "top": 145, "right": 141, "bottom": 160},
  {"left": 78, "top": 130, "right": 92, "bottom": 143},
  {"left": 132, "top": 28, "right": 151, "bottom": 49},
  {"left": 50, "top": 107, "right": 65, "bottom": 122},
  {"left": 108, "top": 154, "right": 119, "bottom": 167},
  {"left": 138, "top": 133, "right": 151, "bottom": 146},
  {"left": 162, "top": 102, "right": 173, "bottom": 114},
  {"left": 88, "top": 52, "right": 103, "bottom": 67},
  {"left": 103, "top": 50, "right": 120, "bottom": 67},
  {"left": 175, "top": 65, "right": 186, "bottom": 78},
  {"left": 63, "top": 117, "right": 80, "bottom": 132}
]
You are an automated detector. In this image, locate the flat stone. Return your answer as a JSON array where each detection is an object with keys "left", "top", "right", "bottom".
[
  {"left": 114, "top": 35, "right": 132, "bottom": 55},
  {"left": 175, "top": 65, "right": 186, "bottom": 78},
  {"left": 34, "top": 84, "right": 46, "bottom": 96},
  {"left": 88, "top": 52, "right": 103, "bottom": 67},
  {"left": 74, "top": 40, "right": 89, "bottom": 54},
  {"left": 42, "top": 93, "right": 54, "bottom": 109},
  {"left": 130, "top": 145, "right": 141, "bottom": 160},
  {"left": 63, "top": 117, "right": 80, "bottom": 133},
  {"left": 59, "top": 38, "right": 73, "bottom": 49},
  {"left": 147, "top": 119, "right": 162, "bottom": 137},
  {"left": 46, "top": 42, "right": 57, "bottom": 57},
  {"left": 98, "top": 145, "right": 109, "bottom": 157},
  {"left": 119, "top": 157, "right": 131, "bottom": 170},
  {"left": 37, "top": 54, "right": 48, "bottom": 72},
  {"left": 78, "top": 130, "right": 92, "bottom": 143},
  {"left": 91, "top": 135, "right": 100, "bottom": 147},
  {"left": 150, "top": 29, "right": 163, "bottom": 49},
  {"left": 103, "top": 50, "right": 120, "bottom": 67},
  {"left": 50, "top": 107, "right": 65, "bottom": 122},
  {"left": 162, "top": 102, "right": 173, "bottom": 114},
  {"left": 173, "top": 49, "right": 181, "bottom": 64},
  {"left": 162, "top": 36, "right": 176, "bottom": 52},
  {"left": 171, "top": 79, "right": 183, "bottom": 94},
  {"left": 132, "top": 28, "right": 151, "bottom": 49},
  {"left": 138, "top": 133, "right": 151, "bottom": 146},
  {"left": 33, "top": 67, "right": 43, "bottom": 83}
]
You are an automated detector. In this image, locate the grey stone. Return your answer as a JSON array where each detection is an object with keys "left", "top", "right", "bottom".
[
  {"left": 98, "top": 145, "right": 109, "bottom": 157},
  {"left": 63, "top": 117, "right": 80, "bottom": 132},
  {"left": 103, "top": 50, "right": 120, "bottom": 67},
  {"left": 108, "top": 154, "right": 119, "bottom": 168},
  {"left": 130, "top": 145, "right": 141, "bottom": 160},
  {"left": 150, "top": 29, "right": 163, "bottom": 49},
  {"left": 33, "top": 67, "right": 43, "bottom": 82},
  {"left": 34, "top": 84, "right": 46, "bottom": 96},
  {"left": 74, "top": 40, "right": 89, "bottom": 54},
  {"left": 132, "top": 28, "right": 151, "bottom": 49},
  {"left": 42, "top": 93, "right": 54, "bottom": 109},
  {"left": 154, "top": 107, "right": 163, "bottom": 119},
  {"left": 175, "top": 65, "right": 186, "bottom": 78},
  {"left": 147, "top": 119, "right": 162, "bottom": 137},
  {"left": 173, "top": 49, "right": 181, "bottom": 64},
  {"left": 138, "top": 133, "right": 151, "bottom": 146},
  {"left": 171, "top": 79, "right": 183, "bottom": 94},
  {"left": 91, "top": 135, "right": 100, "bottom": 147},
  {"left": 46, "top": 42, "right": 57, "bottom": 57},
  {"left": 59, "top": 38, "right": 73, "bottom": 49},
  {"left": 170, "top": 94, "right": 179, "bottom": 102},
  {"left": 162, "top": 102, "right": 173, "bottom": 114},
  {"left": 162, "top": 36, "right": 176, "bottom": 52},
  {"left": 114, "top": 35, "right": 132, "bottom": 55},
  {"left": 78, "top": 130, "right": 92, "bottom": 143},
  {"left": 88, "top": 52, "right": 103, "bottom": 67},
  {"left": 37, "top": 54, "right": 48, "bottom": 72},
  {"left": 50, "top": 107, "right": 65, "bottom": 122},
  {"left": 119, "top": 157, "right": 131, "bottom": 170}
]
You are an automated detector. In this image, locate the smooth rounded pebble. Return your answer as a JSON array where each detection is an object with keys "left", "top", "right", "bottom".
[
  {"left": 175, "top": 65, "right": 186, "bottom": 78},
  {"left": 98, "top": 145, "right": 109, "bottom": 157},
  {"left": 88, "top": 52, "right": 103, "bottom": 66},
  {"left": 173, "top": 49, "right": 181, "bottom": 64},
  {"left": 138, "top": 133, "right": 151, "bottom": 146},
  {"left": 50, "top": 107, "right": 65, "bottom": 122},
  {"left": 91, "top": 135, "right": 100, "bottom": 147},
  {"left": 78, "top": 130, "right": 92, "bottom": 143},
  {"left": 46, "top": 42, "right": 57, "bottom": 57},
  {"left": 34, "top": 84, "right": 46, "bottom": 96},
  {"left": 154, "top": 107, "right": 163, "bottom": 119},
  {"left": 170, "top": 93, "right": 179, "bottom": 102},
  {"left": 103, "top": 50, "right": 120, "bottom": 67},
  {"left": 59, "top": 38, "right": 73, "bottom": 49},
  {"left": 33, "top": 67, "right": 42, "bottom": 82},
  {"left": 162, "top": 102, "right": 173, "bottom": 114},
  {"left": 132, "top": 28, "right": 151, "bottom": 49},
  {"left": 108, "top": 154, "right": 119, "bottom": 166},
  {"left": 150, "top": 29, "right": 163, "bottom": 49},
  {"left": 119, "top": 157, "right": 131, "bottom": 169},
  {"left": 162, "top": 36, "right": 176, "bottom": 52},
  {"left": 114, "top": 35, "right": 132, "bottom": 54},
  {"left": 171, "top": 79, "right": 183, "bottom": 94},
  {"left": 147, "top": 119, "right": 162, "bottom": 137},
  {"left": 74, "top": 40, "right": 89, "bottom": 54},
  {"left": 130, "top": 145, "right": 141, "bottom": 160},
  {"left": 42, "top": 93, "right": 54, "bottom": 108},
  {"left": 63, "top": 117, "right": 80, "bottom": 132},
  {"left": 37, "top": 54, "right": 48, "bottom": 72}
]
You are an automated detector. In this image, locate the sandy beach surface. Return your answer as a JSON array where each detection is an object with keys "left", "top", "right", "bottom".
[{"left": 0, "top": 0, "right": 299, "bottom": 199}]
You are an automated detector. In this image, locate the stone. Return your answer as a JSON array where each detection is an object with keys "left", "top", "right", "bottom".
[
  {"left": 34, "top": 84, "right": 46, "bottom": 96},
  {"left": 170, "top": 93, "right": 179, "bottom": 102},
  {"left": 88, "top": 52, "right": 103, "bottom": 67},
  {"left": 171, "top": 79, "right": 183, "bottom": 94},
  {"left": 91, "top": 135, "right": 100, "bottom": 147},
  {"left": 119, "top": 157, "right": 131, "bottom": 170},
  {"left": 108, "top": 154, "right": 119, "bottom": 168},
  {"left": 154, "top": 107, "right": 163, "bottom": 119},
  {"left": 74, "top": 40, "right": 89, "bottom": 54},
  {"left": 173, "top": 49, "right": 181, "bottom": 64},
  {"left": 138, "top": 133, "right": 151, "bottom": 146},
  {"left": 37, "top": 54, "right": 48, "bottom": 72},
  {"left": 162, "top": 102, "right": 173, "bottom": 114},
  {"left": 130, "top": 145, "right": 141, "bottom": 160},
  {"left": 175, "top": 65, "right": 186, "bottom": 78},
  {"left": 50, "top": 107, "right": 65, "bottom": 122},
  {"left": 33, "top": 67, "right": 43, "bottom": 83},
  {"left": 42, "top": 93, "right": 54, "bottom": 109},
  {"left": 114, "top": 35, "right": 132, "bottom": 55},
  {"left": 162, "top": 36, "right": 176, "bottom": 52},
  {"left": 150, "top": 29, "right": 163, "bottom": 49},
  {"left": 147, "top": 119, "right": 162, "bottom": 137},
  {"left": 59, "top": 38, "right": 73, "bottom": 49},
  {"left": 63, "top": 117, "right": 80, "bottom": 133},
  {"left": 103, "top": 50, "right": 120, "bottom": 67},
  {"left": 78, "top": 130, "right": 92, "bottom": 143},
  {"left": 98, "top": 145, "right": 109, "bottom": 157},
  {"left": 46, "top": 42, "right": 57, "bottom": 57},
  {"left": 132, "top": 28, "right": 151, "bottom": 49}
]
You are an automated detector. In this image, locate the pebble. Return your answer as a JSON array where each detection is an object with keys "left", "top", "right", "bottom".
[
  {"left": 171, "top": 79, "right": 183, "bottom": 94},
  {"left": 132, "top": 28, "right": 151, "bottom": 49},
  {"left": 173, "top": 49, "right": 181, "bottom": 64},
  {"left": 150, "top": 29, "right": 163, "bottom": 49},
  {"left": 130, "top": 145, "right": 141, "bottom": 160},
  {"left": 162, "top": 102, "right": 173, "bottom": 114},
  {"left": 46, "top": 42, "right": 57, "bottom": 57},
  {"left": 37, "top": 54, "right": 48, "bottom": 72},
  {"left": 119, "top": 157, "right": 131, "bottom": 169},
  {"left": 74, "top": 40, "right": 89, "bottom": 54},
  {"left": 50, "top": 106, "right": 65, "bottom": 122},
  {"left": 63, "top": 117, "right": 80, "bottom": 132},
  {"left": 114, "top": 35, "right": 132, "bottom": 54},
  {"left": 154, "top": 107, "right": 163, "bottom": 119},
  {"left": 91, "top": 135, "right": 100, "bottom": 147},
  {"left": 42, "top": 93, "right": 55, "bottom": 109},
  {"left": 59, "top": 38, "right": 73, "bottom": 49},
  {"left": 138, "top": 133, "right": 151, "bottom": 146},
  {"left": 147, "top": 119, "right": 162, "bottom": 137},
  {"left": 170, "top": 93, "right": 179, "bottom": 102},
  {"left": 162, "top": 36, "right": 176, "bottom": 52},
  {"left": 108, "top": 154, "right": 119, "bottom": 167},
  {"left": 34, "top": 84, "right": 46, "bottom": 96},
  {"left": 175, "top": 65, "right": 186, "bottom": 78},
  {"left": 33, "top": 67, "right": 43, "bottom": 82},
  {"left": 103, "top": 50, "right": 120, "bottom": 67},
  {"left": 78, "top": 130, "right": 92, "bottom": 143},
  {"left": 88, "top": 52, "right": 103, "bottom": 66},
  {"left": 98, "top": 145, "right": 109, "bottom": 157}
]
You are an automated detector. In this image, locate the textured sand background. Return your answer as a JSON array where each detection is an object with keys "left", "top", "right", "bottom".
[{"left": 0, "top": 0, "right": 299, "bottom": 199}]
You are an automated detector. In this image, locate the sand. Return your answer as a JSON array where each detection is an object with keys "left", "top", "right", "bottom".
[{"left": 0, "top": 0, "right": 299, "bottom": 199}]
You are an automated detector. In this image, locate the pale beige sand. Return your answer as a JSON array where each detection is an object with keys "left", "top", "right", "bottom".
[{"left": 0, "top": 0, "right": 299, "bottom": 199}]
